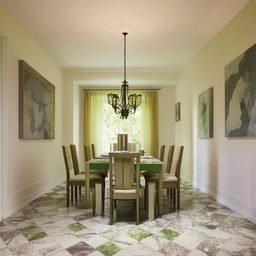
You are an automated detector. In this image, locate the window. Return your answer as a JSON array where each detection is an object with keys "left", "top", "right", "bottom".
[{"left": 84, "top": 90, "right": 158, "bottom": 157}]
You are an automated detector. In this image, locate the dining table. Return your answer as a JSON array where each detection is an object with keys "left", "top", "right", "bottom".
[{"left": 84, "top": 153, "right": 164, "bottom": 220}]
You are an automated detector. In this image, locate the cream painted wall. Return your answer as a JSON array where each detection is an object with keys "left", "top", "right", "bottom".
[
  {"left": 63, "top": 69, "right": 177, "bottom": 168},
  {"left": 176, "top": 0, "right": 256, "bottom": 222},
  {"left": 0, "top": 7, "right": 64, "bottom": 218}
]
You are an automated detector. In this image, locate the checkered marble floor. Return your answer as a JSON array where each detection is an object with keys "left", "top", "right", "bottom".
[{"left": 0, "top": 181, "right": 255, "bottom": 256}]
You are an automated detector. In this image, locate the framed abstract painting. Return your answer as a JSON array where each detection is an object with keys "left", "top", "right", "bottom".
[
  {"left": 19, "top": 60, "right": 55, "bottom": 139},
  {"left": 225, "top": 43, "right": 256, "bottom": 137},
  {"left": 198, "top": 87, "right": 213, "bottom": 138}
]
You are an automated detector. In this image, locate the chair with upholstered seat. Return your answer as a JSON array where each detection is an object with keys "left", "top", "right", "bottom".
[
  {"left": 148, "top": 146, "right": 184, "bottom": 210},
  {"left": 128, "top": 143, "right": 136, "bottom": 152},
  {"left": 62, "top": 145, "right": 103, "bottom": 211},
  {"left": 91, "top": 144, "right": 96, "bottom": 158},
  {"left": 84, "top": 145, "right": 107, "bottom": 177},
  {"left": 143, "top": 145, "right": 173, "bottom": 208},
  {"left": 109, "top": 152, "right": 141, "bottom": 225}
]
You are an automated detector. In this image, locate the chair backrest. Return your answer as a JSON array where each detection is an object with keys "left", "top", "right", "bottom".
[
  {"left": 91, "top": 144, "right": 96, "bottom": 158},
  {"left": 112, "top": 143, "right": 118, "bottom": 151},
  {"left": 158, "top": 144, "right": 165, "bottom": 161},
  {"left": 84, "top": 145, "right": 93, "bottom": 162},
  {"left": 62, "top": 145, "right": 73, "bottom": 180},
  {"left": 70, "top": 144, "right": 80, "bottom": 175},
  {"left": 165, "top": 145, "right": 175, "bottom": 173},
  {"left": 170, "top": 146, "right": 184, "bottom": 179},
  {"left": 128, "top": 143, "right": 136, "bottom": 152},
  {"left": 117, "top": 134, "right": 128, "bottom": 150},
  {"left": 109, "top": 152, "right": 140, "bottom": 191}
]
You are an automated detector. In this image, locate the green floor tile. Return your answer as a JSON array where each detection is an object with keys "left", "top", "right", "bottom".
[
  {"left": 128, "top": 228, "right": 152, "bottom": 241},
  {"left": 97, "top": 242, "right": 121, "bottom": 256},
  {"left": 160, "top": 228, "right": 180, "bottom": 240},
  {"left": 67, "top": 223, "right": 86, "bottom": 232},
  {"left": 22, "top": 227, "right": 47, "bottom": 241}
]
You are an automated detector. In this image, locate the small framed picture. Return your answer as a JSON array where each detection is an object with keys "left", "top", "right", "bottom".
[{"left": 175, "top": 102, "right": 180, "bottom": 122}]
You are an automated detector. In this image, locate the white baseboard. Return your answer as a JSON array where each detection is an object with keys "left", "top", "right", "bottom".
[
  {"left": 4, "top": 176, "right": 65, "bottom": 219},
  {"left": 194, "top": 179, "right": 256, "bottom": 224}
]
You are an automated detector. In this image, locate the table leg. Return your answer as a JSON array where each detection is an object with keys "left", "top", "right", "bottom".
[
  {"left": 158, "top": 165, "right": 163, "bottom": 216},
  {"left": 95, "top": 182, "right": 102, "bottom": 215},
  {"left": 85, "top": 163, "right": 90, "bottom": 208},
  {"left": 148, "top": 181, "right": 155, "bottom": 221}
]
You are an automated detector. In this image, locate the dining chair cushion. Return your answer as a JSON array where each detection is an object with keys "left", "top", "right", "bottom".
[
  {"left": 70, "top": 173, "right": 102, "bottom": 182},
  {"left": 113, "top": 189, "right": 136, "bottom": 200},
  {"left": 162, "top": 174, "right": 178, "bottom": 183}
]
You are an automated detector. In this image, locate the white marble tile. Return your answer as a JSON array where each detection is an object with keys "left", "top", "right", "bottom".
[
  {"left": 89, "top": 223, "right": 110, "bottom": 233},
  {"left": 87, "top": 251, "right": 105, "bottom": 256},
  {"left": 0, "top": 236, "right": 6, "bottom": 249},
  {"left": 113, "top": 234, "right": 137, "bottom": 249},
  {"left": 0, "top": 247, "right": 13, "bottom": 256},
  {"left": 114, "top": 249, "right": 134, "bottom": 256},
  {"left": 123, "top": 243, "right": 163, "bottom": 256},
  {"left": 140, "top": 236, "right": 169, "bottom": 251},
  {"left": 55, "top": 217, "right": 76, "bottom": 228},
  {"left": 173, "top": 234, "right": 201, "bottom": 250},
  {"left": 216, "top": 251, "right": 230, "bottom": 256},
  {"left": 9, "top": 243, "right": 39, "bottom": 256},
  {"left": 0, "top": 225, "right": 16, "bottom": 233},
  {"left": 84, "top": 234, "right": 108, "bottom": 248},
  {"left": 31, "top": 237, "right": 60, "bottom": 254},
  {"left": 219, "top": 236, "right": 253, "bottom": 252},
  {"left": 6, "top": 234, "right": 28, "bottom": 249},
  {"left": 53, "top": 234, "right": 81, "bottom": 248},
  {"left": 79, "top": 219, "right": 100, "bottom": 228},
  {"left": 188, "top": 249, "right": 208, "bottom": 256},
  {"left": 44, "top": 247, "right": 72, "bottom": 256}
]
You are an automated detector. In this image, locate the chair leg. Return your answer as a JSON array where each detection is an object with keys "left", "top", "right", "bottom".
[
  {"left": 92, "top": 187, "right": 96, "bottom": 215},
  {"left": 173, "top": 189, "right": 176, "bottom": 209},
  {"left": 75, "top": 186, "right": 78, "bottom": 202},
  {"left": 102, "top": 181, "right": 105, "bottom": 213},
  {"left": 66, "top": 183, "right": 70, "bottom": 207},
  {"left": 177, "top": 186, "right": 180, "bottom": 210},
  {"left": 71, "top": 186, "right": 74, "bottom": 204},
  {"left": 109, "top": 197, "right": 114, "bottom": 225},
  {"left": 136, "top": 198, "right": 139, "bottom": 225},
  {"left": 79, "top": 186, "right": 82, "bottom": 196},
  {"left": 144, "top": 180, "right": 148, "bottom": 209}
]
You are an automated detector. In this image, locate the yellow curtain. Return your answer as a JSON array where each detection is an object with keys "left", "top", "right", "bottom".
[
  {"left": 84, "top": 91, "right": 107, "bottom": 154},
  {"left": 141, "top": 91, "right": 159, "bottom": 158}
]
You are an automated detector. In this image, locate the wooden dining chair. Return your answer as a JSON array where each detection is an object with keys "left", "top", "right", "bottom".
[
  {"left": 159, "top": 144, "right": 165, "bottom": 161},
  {"left": 128, "top": 143, "right": 136, "bottom": 152},
  {"left": 143, "top": 145, "right": 174, "bottom": 208},
  {"left": 91, "top": 144, "right": 96, "bottom": 158},
  {"left": 84, "top": 145, "right": 107, "bottom": 177},
  {"left": 109, "top": 152, "right": 141, "bottom": 225},
  {"left": 148, "top": 145, "right": 184, "bottom": 210},
  {"left": 62, "top": 145, "right": 103, "bottom": 211},
  {"left": 84, "top": 145, "right": 107, "bottom": 210},
  {"left": 112, "top": 143, "right": 118, "bottom": 151}
]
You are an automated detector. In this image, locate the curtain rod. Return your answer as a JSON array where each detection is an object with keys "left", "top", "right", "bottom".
[{"left": 83, "top": 88, "right": 161, "bottom": 91}]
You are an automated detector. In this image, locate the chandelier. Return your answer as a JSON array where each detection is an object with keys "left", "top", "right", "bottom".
[{"left": 107, "top": 32, "right": 142, "bottom": 119}]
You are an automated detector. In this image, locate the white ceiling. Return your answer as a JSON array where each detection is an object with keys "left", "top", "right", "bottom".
[{"left": 0, "top": 0, "right": 250, "bottom": 70}]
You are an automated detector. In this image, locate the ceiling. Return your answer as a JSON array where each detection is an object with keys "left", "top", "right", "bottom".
[{"left": 0, "top": 0, "right": 250, "bottom": 70}]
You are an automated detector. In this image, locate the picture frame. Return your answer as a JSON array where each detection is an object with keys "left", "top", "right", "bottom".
[
  {"left": 19, "top": 60, "right": 55, "bottom": 139},
  {"left": 175, "top": 102, "right": 180, "bottom": 122},
  {"left": 225, "top": 43, "right": 256, "bottom": 137},
  {"left": 198, "top": 87, "right": 213, "bottom": 138}
]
